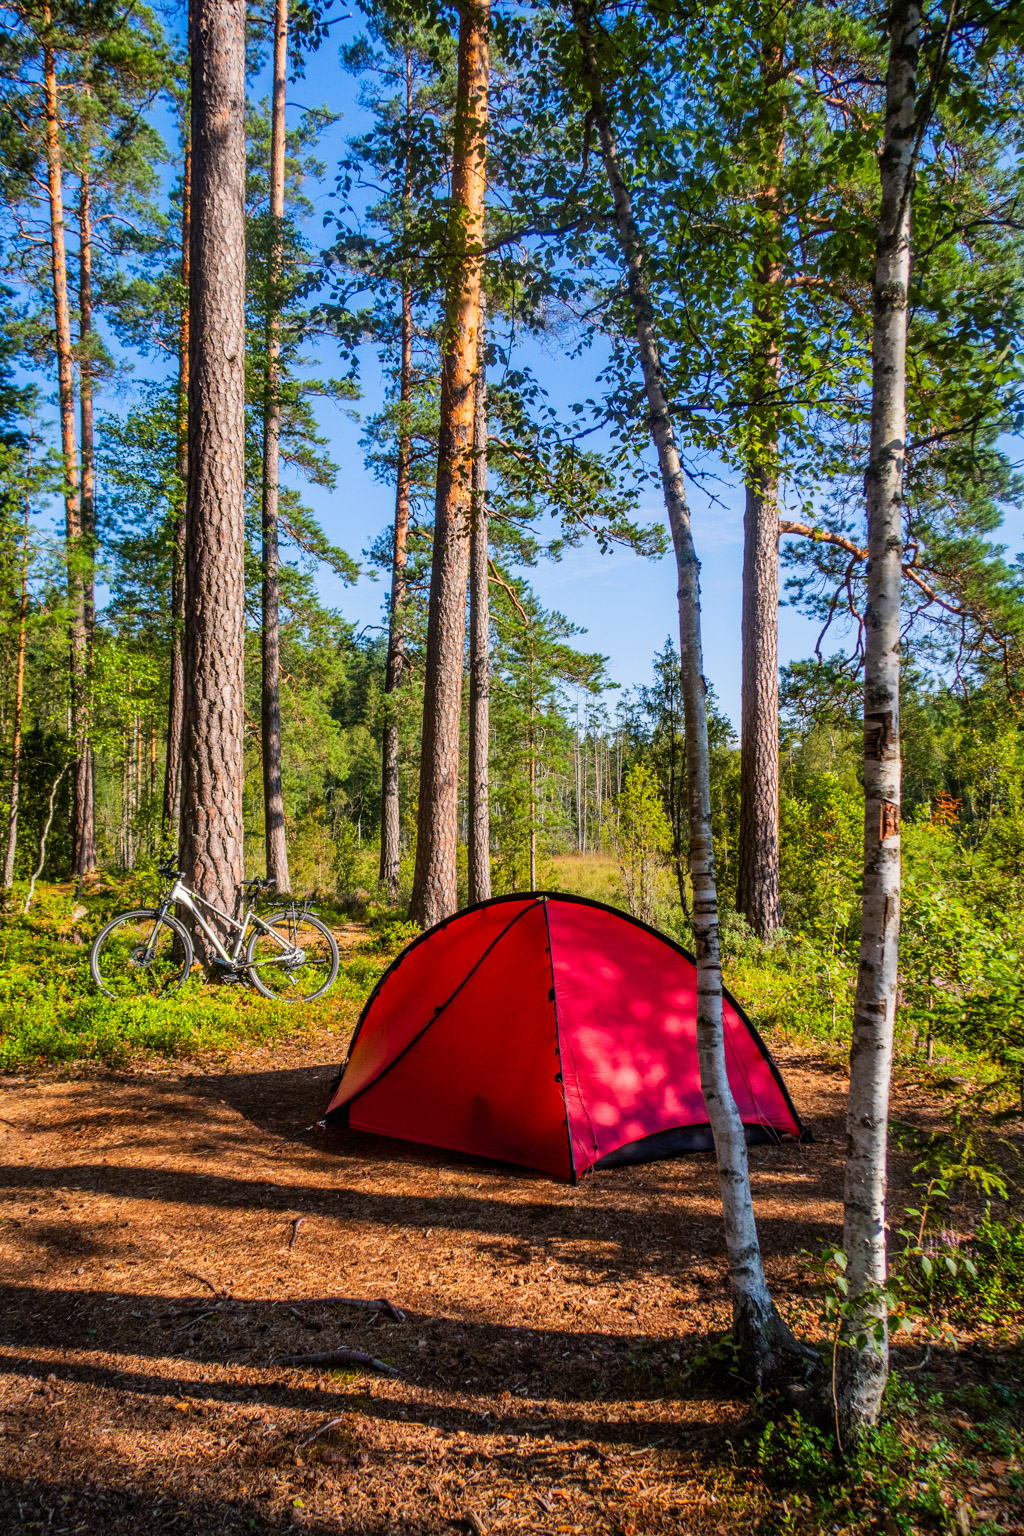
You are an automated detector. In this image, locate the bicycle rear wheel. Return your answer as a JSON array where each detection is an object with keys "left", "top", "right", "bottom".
[
  {"left": 90, "top": 909, "right": 194, "bottom": 1000},
  {"left": 246, "top": 910, "right": 339, "bottom": 1002}
]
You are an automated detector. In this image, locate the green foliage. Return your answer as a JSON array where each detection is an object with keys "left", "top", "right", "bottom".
[
  {"left": 906, "top": 1216, "right": 1024, "bottom": 1327},
  {"left": 613, "top": 761, "right": 672, "bottom": 927},
  {"left": 0, "top": 877, "right": 365, "bottom": 1070}
]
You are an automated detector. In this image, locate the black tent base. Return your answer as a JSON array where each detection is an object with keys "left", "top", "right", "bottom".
[{"left": 592, "top": 1121, "right": 809, "bottom": 1170}]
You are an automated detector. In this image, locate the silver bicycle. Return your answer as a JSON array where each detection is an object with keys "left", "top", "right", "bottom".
[{"left": 89, "top": 862, "right": 340, "bottom": 1003}]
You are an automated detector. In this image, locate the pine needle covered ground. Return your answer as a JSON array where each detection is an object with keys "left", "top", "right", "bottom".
[{"left": 1, "top": 873, "right": 1023, "bottom": 1533}]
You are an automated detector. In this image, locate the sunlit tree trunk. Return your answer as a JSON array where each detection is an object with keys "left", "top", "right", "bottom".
[
  {"left": 573, "top": 0, "right": 809, "bottom": 1385},
  {"left": 737, "top": 22, "right": 785, "bottom": 941},
  {"left": 3, "top": 477, "right": 30, "bottom": 888},
  {"left": 76, "top": 163, "right": 97, "bottom": 878},
  {"left": 380, "top": 50, "right": 416, "bottom": 901},
  {"left": 42, "top": 13, "right": 88, "bottom": 880},
  {"left": 410, "top": 0, "right": 489, "bottom": 929},
  {"left": 467, "top": 300, "right": 491, "bottom": 904},
  {"left": 261, "top": 0, "right": 291, "bottom": 892},
  {"left": 835, "top": 0, "right": 918, "bottom": 1448},
  {"left": 164, "top": 134, "right": 191, "bottom": 833},
  {"left": 179, "top": 0, "right": 248, "bottom": 958}
]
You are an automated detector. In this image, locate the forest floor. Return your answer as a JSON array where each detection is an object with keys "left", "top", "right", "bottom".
[{"left": 1, "top": 1017, "right": 1022, "bottom": 1535}]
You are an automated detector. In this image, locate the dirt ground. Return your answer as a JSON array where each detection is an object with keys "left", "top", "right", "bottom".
[{"left": 0, "top": 1028, "right": 1013, "bottom": 1534}]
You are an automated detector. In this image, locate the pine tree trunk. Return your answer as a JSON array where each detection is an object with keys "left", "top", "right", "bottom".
[
  {"left": 179, "top": 0, "right": 248, "bottom": 957},
  {"left": 835, "top": 0, "right": 917, "bottom": 1448},
  {"left": 164, "top": 135, "right": 191, "bottom": 833},
  {"left": 42, "top": 17, "right": 88, "bottom": 881},
  {"left": 261, "top": 0, "right": 291, "bottom": 892},
  {"left": 379, "top": 279, "right": 413, "bottom": 898},
  {"left": 76, "top": 165, "right": 97, "bottom": 877},
  {"left": 573, "top": 0, "right": 810, "bottom": 1385},
  {"left": 738, "top": 462, "right": 781, "bottom": 937},
  {"left": 410, "top": 0, "right": 489, "bottom": 929},
  {"left": 3, "top": 479, "right": 30, "bottom": 888},
  {"left": 467, "top": 301, "right": 491, "bottom": 904},
  {"left": 736, "top": 23, "right": 785, "bottom": 941}
]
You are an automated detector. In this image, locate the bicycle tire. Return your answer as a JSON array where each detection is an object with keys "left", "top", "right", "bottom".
[
  {"left": 246, "top": 910, "right": 339, "bottom": 1002},
  {"left": 90, "top": 908, "right": 194, "bottom": 1000}
]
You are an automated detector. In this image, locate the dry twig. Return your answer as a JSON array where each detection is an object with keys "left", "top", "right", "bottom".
[{"left": 278, "top": 1349, "right": 401, "bottom": 1377}]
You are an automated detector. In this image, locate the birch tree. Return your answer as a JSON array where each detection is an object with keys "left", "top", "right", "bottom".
[
  {"left": 569, "top": 0, "right": 810, "bottom": 1383},
  {"left": 833, "top": 0, "right": 918, "bottom": 1446}
]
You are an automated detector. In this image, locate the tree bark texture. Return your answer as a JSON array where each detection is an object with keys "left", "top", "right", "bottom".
[
  {"left": 573, "top": 0, "right": 808, "bottom": 1386},
  {"left": 835, "top": 0, "right": 917, "bottom": 1446},
  {"left": 164, "top": 135, "right": 191, "bottom": 833},
  {"left": 3, "top": 480, "right": 30, "bottom": 888},
  {"left": 179, "top": 0, "right": 248, "bottom": 955},
  {"left": 410, "top": 0, "right": 489, "bottom": 930},
  {"left": 738, "top": 468, "right": 780, "bottom": 937},
  {"left": 261, "top": 0, "right": 291, "bottom": 892},
  {"left": 737, "top": 24, "right": 785, "bottom": 940},
  {"left": 76, "top": 165, "right": 97, "bottom": 876},
  {"left": 467, "top": 301, "right": 491, "bottom": 905},
  {"left": 42, "top": 17, "right": 88, "bottom": 882}
]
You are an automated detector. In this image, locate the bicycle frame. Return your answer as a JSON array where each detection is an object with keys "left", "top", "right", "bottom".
[{"left": 161, "top": 877, "right": 297, "bottom": 967}]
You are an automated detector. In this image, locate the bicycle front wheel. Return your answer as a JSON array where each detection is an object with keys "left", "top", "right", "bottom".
[
  {"left": 90, "top": 909, "right": 194, "bottom": 1000},
  {"left": 246, "top": 910, "right": 339, "bottom": 1002}
]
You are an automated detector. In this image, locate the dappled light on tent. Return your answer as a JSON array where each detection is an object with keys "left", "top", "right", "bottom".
[{"left": 324, "top": 894, "right": 803, "bottom": 1181}]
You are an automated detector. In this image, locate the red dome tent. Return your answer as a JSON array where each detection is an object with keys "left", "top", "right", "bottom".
[{"left": 324, "top": 893, "right": 802, "bottom": 1181}]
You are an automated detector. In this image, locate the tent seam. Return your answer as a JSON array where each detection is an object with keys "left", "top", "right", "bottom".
[{"left": 330, "top": 901, "right": 542, "bottom": 1112}]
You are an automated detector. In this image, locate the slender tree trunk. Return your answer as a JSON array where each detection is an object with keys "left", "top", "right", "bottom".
[
  {"left": 164, "top": 134, "right": 191, "bottom": 833},
  {"left": 738, "top": 459, "right": 781, "bottom": 937},
  {"left": 410, "top": 0, "right": 489, "bottom": 929},
  {"left": 261, "top": 0, "right": 290, "bottom": 892},
  {"left": 3, "top": 479, "right": 30, "bottom": 888},
  {"left": 467, "top": 300, "right": 491, "bottom": 904},
  {"left": 573, "top": 0, "right": 809, "bottom": 1384},
  {"left": 76, "top": 164, "right": 97, "bottom": 878},
  {"left": 42, "top": 16, "right": 88, "bottom": 881},
  {"left": 379, "top": 286, "right": 413, "bottom": 893},
  {"left": 528, "top": 661, "right": 536, "bottom": 891},
  {"left": 737, "top": 25, "right": 785, "bottom": 941},
  {"left": 179, "top": 0, "right": 248, "bottom": 958},
  {"left": 835, "top": 0, "right": 917, "bottom": 1447},
  {"left": 379, "top": 50, "right": 415, "bottom": 900}
]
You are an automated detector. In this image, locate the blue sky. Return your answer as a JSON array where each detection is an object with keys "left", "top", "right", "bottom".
[
  {"left": 265, "top": 24, "right": 834, "bottom": 728},
  {"left": 34, "top": 4, "right": 1022, "bottom": 731}
]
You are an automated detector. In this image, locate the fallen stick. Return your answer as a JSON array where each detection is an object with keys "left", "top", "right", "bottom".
[
  {"left": 319, "top": 1296, "right": 406, "bottom": 1322},
  {"left": 159, "top": 1295, "right": 405, "bottom": 1322},
  {"left": 278, "top": 1349, "right": 400, "bottom": 1377},
  {"left": 296, "top": 1415, "right": 347, "bottom": 1449},
  {"left": 182, "top": 1269, "right": 229, "bottom": 1298}
]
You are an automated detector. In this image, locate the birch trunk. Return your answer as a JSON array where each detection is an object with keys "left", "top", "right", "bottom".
[
  {"left": 410, "top": 0, "right": 488, "bottom": 929},
  {"left": 164, "top": 134, "right": 191, "bottom": 833},
  {"left": 835, "top": 0, "right": 917, "bottom": 1445},
  {"left": 467, "top": 301, "right": 491, "bottom": 904},
  {"left": 179, "top": 0, "right": 248, "bottom": 957},
  {"left": 42, "top": 15, "right": 88, "bottom": 881},
  {"left": 379, "top": 58, "right": 414, "bottom": 901},
  {"left": 3, "top": 478, "right": 30, "bottom": 888},
  {"left": 261, "top": 0, "right": 291, "bottom": 892},
  {"left": 573, "top": 0, "right": 809, "bottom": 1383}
]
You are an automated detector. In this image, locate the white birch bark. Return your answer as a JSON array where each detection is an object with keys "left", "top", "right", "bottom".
[
  {"left": 571, "top": 0, "right": 808, "bottom": 1382},
  {"left": 836, "top": 0, "right": 918, "bottom": 1444}
]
